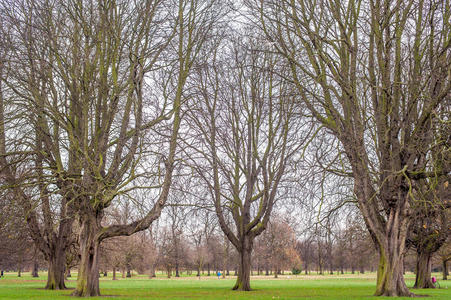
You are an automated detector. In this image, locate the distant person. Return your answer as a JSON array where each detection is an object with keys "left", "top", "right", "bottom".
[{"left": 216, "top": 271, "right": 221, "bottom": 279}]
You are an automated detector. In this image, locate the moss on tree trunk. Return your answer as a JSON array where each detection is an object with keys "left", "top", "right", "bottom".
[
  {"left": 72, "top": 215, "right": 101, "bottom": 297},
  {"left": 374, "top": 249, "right": 413, "bottom": 296},
  {"left": 45, "top": 250, "right": 66, "bottom": 290},
  {"left": 414, "top": 252, "right": 435, "bottom": 288},
  {"left": 233, "top": 246, "right": 252, "bottom": 291}
]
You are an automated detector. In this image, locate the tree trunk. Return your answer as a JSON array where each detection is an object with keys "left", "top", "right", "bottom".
[
  {"left": 374, "top": 248, "right": 413, "bottom": 296},
  {"left": 126, "top": 268, "right": 131, "bottom": 278},
  {"left": 113, "top": 267, "right": 117, "bottom": 280},
  {"left": 414, "top": 252, "right": 434, "bottom": 288},
  {"left": 175, "top": 262, "right": 180, "bottom": 277},
  {"left": 232, "top": 246, "right": 252, "bottom": 291},
  {"left": 32, "top": 260, "right": 39, "bottom": 278},
  {"left": 46, "top": 250, "right": 67, "bottom": 289},
  {"left": 66, "top": 268, "right": 71, "bottom": 278},
  {"left": 443, "top": 259, "right": 448, "bottom": 280},
  {"left": 72, "top": 216, "right": 101, "bottom": 297}
]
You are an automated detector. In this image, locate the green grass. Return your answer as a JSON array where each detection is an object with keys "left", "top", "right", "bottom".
[{"left": 0, "top": 272, "right": 450, "bottom": 299}]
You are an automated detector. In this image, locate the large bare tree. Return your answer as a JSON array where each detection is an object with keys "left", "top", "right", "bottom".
[
  {"left": 0, "top": 3, "right": 74, "bottom": 289},
  {"left": 186, "top": 36, "right": 311, "bottom": 290},
  {"left": 251, "top": 0, "right": 451, "bottom": 296},
  {"left": 1, "top": 0, "right": 227, "bottom": 296}
]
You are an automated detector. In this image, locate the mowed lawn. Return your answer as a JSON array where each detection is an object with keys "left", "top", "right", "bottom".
[{"left": 0, "top": 272, "right": 450, "bottom": 299}]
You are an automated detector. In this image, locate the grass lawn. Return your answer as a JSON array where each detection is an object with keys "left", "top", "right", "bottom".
[{"left": 0, "top": 272, "right": 450, "bottom": 299}]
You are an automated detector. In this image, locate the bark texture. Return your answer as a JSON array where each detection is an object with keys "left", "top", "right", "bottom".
[
  {"left": 72, "top": 214, "right": 101, "bottom": 297},
  {"left": 233, "top": 239, "right": 253, "bottom": 291},
  {"left": 46, "top": 251, "right": 67, "bottom": 290},
  {"left": 414, "top": 252, "right": 434, "bottom": 289},
  {"left": 375, "top": 250, "right": 412, "bottom": 296}
]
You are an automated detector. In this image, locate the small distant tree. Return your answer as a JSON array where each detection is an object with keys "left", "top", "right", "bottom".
[{"left": 259, "top": 218, "right": 299, "bottom": 277}]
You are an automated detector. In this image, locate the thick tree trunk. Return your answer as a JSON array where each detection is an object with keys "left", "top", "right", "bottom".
[
  {"left": 72, "top": 216, "right": 101, "bottom": 297},
  {"left": 414, "top": 252, "right": 434, "bottom": 288},
  {"left": 232, "top": 247, "right": 252, "bottom": 291},
  {"left": 374, "top": 249, "right": 413, "bottom": 296},
  {"left": 46, "top": 250, "right": 66, "bottom": 289}
]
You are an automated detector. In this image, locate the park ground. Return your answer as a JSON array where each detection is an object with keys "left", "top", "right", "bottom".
[{"left": 0, "top": 272, "right": 450, "bottom": 299}]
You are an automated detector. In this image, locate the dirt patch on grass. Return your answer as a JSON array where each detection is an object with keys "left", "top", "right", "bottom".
[{"left": 1, "top": 279, "right": 46, "bottom": 284}]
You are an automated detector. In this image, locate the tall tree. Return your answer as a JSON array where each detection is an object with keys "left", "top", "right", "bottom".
[
  {"left": 187, "top": 36, "right": 310, "bottom": 290},
  {"left": 252, "top": 0, "right": 451, "bottom": 296},
  {"left": 0, "top": 4, "right": 74, "bottom": 289},
  {"left": 2, "top": 0, "right": 227, "bottom": 296},
  {"left": 410, "top": 98, "right": 450, "bottom": 288}
]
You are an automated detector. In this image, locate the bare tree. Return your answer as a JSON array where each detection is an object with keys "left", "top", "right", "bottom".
[
  {"left": 251, "top": 0, "right": 451, "bottom": 296},
  {"left": 0, "top": 4, "right": 75, "bottom": 289},
  {"left": 1, "top": 0, "right": 227, "bottom": 296},
  {"left": 186, "top": 35, "right": 309, "bottom": 290}
]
